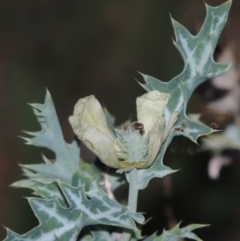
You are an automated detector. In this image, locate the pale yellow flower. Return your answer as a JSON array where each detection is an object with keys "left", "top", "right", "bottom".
[{"left": 69, "top": 91, "right": 179, "bottom": 171}]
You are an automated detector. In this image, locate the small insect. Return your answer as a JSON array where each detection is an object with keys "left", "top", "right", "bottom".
[
  {"left": 131, "top": 122, "right": 145, "bottom": 135},
  {"left": 208, "top": 122, "right": 219, "bottom": 129},
  {"left": 174, "top": 127, "right": 184, "bottom": 132}
]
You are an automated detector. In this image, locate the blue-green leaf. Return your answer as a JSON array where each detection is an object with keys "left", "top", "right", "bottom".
[
  {"left": 4, "top": 181, "right": 144, "bottom": 241},
  {"left": 12, "top": 178, "right": 67, "bottom": 207},
  {"left": 20, "top": 90, "right": 80, "bottom": 183},
  {"left": 140, "top": 0, "right": 231, "bottom": 137},
  {"left": 143, "top": 223, "right": 208, "bottom": 241},
  {"left": 136, "top": 0, "right": 231, "bottom": 189}
]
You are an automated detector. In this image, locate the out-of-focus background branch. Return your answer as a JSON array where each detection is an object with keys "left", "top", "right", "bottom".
[{"left": 1, "top": 0, "right": 240, "bottom": 240}]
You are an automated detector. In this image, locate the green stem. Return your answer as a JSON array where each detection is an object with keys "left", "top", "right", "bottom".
[{"left": 120, "top": 168, "right": 139, "bottom": 241}]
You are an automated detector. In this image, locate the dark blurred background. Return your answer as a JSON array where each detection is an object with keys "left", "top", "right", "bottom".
[{"left": 1, "top": 0, "right": 240, "bottom": 240}]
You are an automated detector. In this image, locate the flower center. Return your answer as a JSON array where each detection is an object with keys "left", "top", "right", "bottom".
[{"left": 115, "top": 123, "right": 148, "bottom": 163}]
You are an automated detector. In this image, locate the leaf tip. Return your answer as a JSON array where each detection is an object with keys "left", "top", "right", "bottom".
[
  {"left": 18, "top": 135, "right": 33, "bottom": 145},
  {"left": 45, "top": 88, "right": 52, "bottom": 100}
]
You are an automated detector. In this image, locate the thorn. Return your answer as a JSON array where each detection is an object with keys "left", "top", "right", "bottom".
[
  {"left": 27, "top": 102, "right": 37, "bottom": 107},
  {"left": 177, "top": 220, "right": 183, "bottom": 226},
  {"left": 18, "top": 136, "right": 32, "bottom": 145},
  {"left": 21, "top": 167, "right": 35, "bottom": 176},
  {"left": 21, "top": 130, "right": 37, "bottom": 136},
  {"left": 169, "top": 13, "right": 176, "bottom": 23},
  {"left": 41, "top": 153, "right": 52, "bottom": 164},
  {"left": 136, "top": 79, "right": 149, "bottom": 92},
  {"left": 137, "top": 71, "right": 148, "bottom": 80},
  {"left": 172, "top": 37, "right": 177, "bottom": 44},
  {"left": 135, "top": 78, "right": 143, "bottom": 85},
  {"left": 45, "top": 87, "right": 50, "bottom": 95},
  {"left": 32, "top": 108, "right": 42, "bottom": 116},
  {"left": 211, "top": 129, "right": 222, "bottom": 133},
  {"left": 45, "top": 88, "right": 52, "bottom": 101}
]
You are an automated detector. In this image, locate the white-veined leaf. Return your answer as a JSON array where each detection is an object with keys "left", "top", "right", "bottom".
[
  {"left": 135, "top": 0, "right": 231, "bottom": 189},
  {"left": 143, "top": 223, "right": 208, "bottom": 241},
  {"left": 4, "top": 181, "right": 144, "bottom": 241},
  {"left": 20, "top": 90, "right": 80, "bottom": 183}
]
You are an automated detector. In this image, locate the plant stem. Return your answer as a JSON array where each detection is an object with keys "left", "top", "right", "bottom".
[
  {"left": 128, "top": 168, "right": 138, "bottom": 212},
  {"left": 119, "top": 168, "right": 139, "bottom": 241}
]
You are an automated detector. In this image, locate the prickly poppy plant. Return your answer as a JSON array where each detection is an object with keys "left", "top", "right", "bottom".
[{"left": 3, "top": 1, "right": 231, "bottom": 241}]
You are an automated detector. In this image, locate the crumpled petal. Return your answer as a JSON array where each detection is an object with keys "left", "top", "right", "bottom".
[
  {"left": 69, "top": 91, "right": 177, "bottom": 171},
  {"left": 69, "top": 95, "right": 121, "bottom": 152},
  {"left": 163, "top": 111, "right": 179, "bottom": 141},
  {"left": 81, "top": 127, "right": 121, "bottom": 168},
  {"left": 69, "top": 95, "right": 122, "bottom": 168},
  {"left": 145, "top": 117, "right": 166, "bottom": 167},
  {"left": 136, "top": 90, "right": 169, "bottom": 137}
]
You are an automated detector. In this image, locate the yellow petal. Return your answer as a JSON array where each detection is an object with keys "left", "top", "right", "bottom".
[
  {"left": 72, "top": 96, "right": 106, "bottom": 129},
  {"left": 163, "top": 111, "right": 179, "bottom": 141},
  {"left": 69, "top": 95, "right": 121, "bottom": 152},
  {"left": 144, "top": 117, "right": 165, "bottom": 168},
  {"left": 80, "top": 126, "right": 121, "bottom": 168},
  {"left": 137, "top": 91, "right": 169, "bottom": 136}
]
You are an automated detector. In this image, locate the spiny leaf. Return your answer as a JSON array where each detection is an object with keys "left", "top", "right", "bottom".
[
  {"left": 173, "top": 111, "right": 217, "bottom": 144},
  {"left": 143, "top": 223, "right": 208, "bottom": 241},
  {"left": 20, "top": 89, "right": 80, "bottom": 183},
  {"left": 140, "top": 0, "right": 231, "bottom": 139},
  {"left": 4, "top": 181, "right": 144, "bottom": 241},
  {"left": 12, "top": 169, "right": 101, "bottom": 209},
  {"left": 12, "top": 179, "right": 67, "bottom": 207},
  {"left": 136, "top": 0, "right": 231, "bottom": 189},
  {"left": 12, "top": 158, "right": 105, "bottom": 208}
]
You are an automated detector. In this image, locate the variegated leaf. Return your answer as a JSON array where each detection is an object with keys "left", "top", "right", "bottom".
[
  {"left": 11, "top": 178, "right": 67, "bottom": 207},
  {"left": 143, "top": 223, "right": 208, "bottom": 241},
  {"left": 4, "top": 181, "right": 144, "bottom": 241},
  {"left": 20, "top": 90, "right": 80, "bottom": 183},
  {"left": 140, "top": 1, "right": 231, "bottom": 138},
  {"left": 12, "top": 159, "right": 103, "bottom": 208},
  {"left": 136, "top": 0, "right": 231, "bottom": 189}
]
